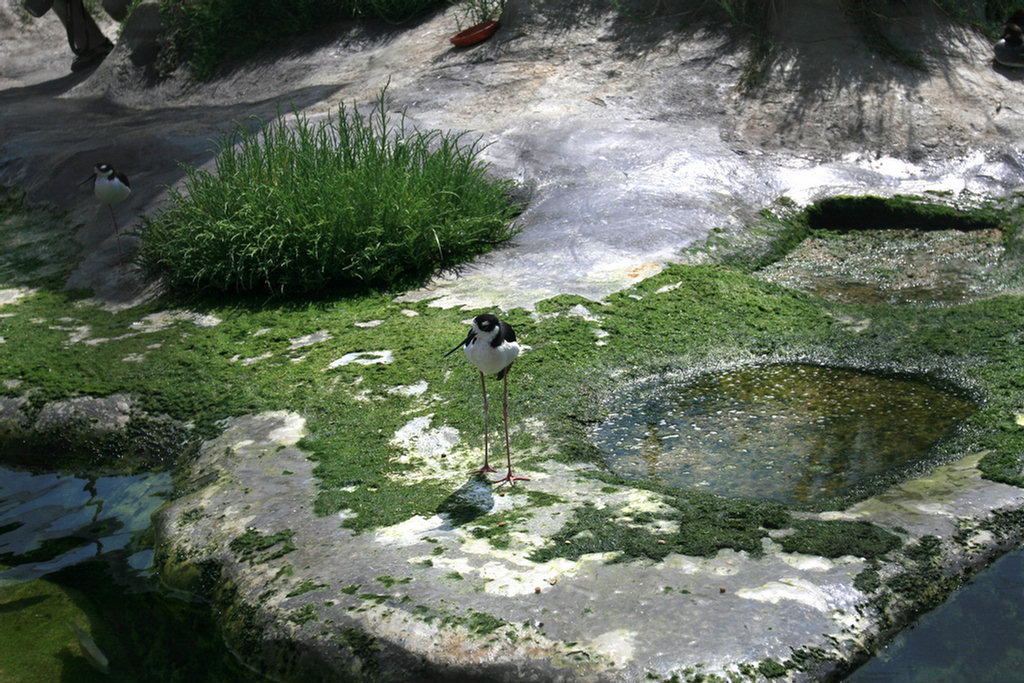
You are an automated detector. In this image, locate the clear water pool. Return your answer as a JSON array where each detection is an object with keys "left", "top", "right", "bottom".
[{"left": 593, "top": 364, "right": 975, "bottom": 505}]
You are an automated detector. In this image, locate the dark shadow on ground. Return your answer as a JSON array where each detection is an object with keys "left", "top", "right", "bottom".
[{"left": 197, "top": 5, "right": 448, "bottom": 83}]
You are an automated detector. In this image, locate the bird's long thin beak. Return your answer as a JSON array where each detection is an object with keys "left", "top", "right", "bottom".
[
  {"left": 443, "top": 341, "right": 465, "bottom": 358},
  {"left": 79, "top": 174, "right": 95, "bottom": 187},
  {"left": 443, "top": 332, "right": 473, "bottom": 357}
]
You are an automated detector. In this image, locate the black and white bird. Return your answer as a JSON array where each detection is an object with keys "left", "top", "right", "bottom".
[
  {"left": 83, "top": 163, "right": 132, "bottom": 258},
  {"left": 996, "top": 23, "right": 1024, "bottom": 67},
  {"left": 445, "top": 313, "right": 527, "bottom": 486}
]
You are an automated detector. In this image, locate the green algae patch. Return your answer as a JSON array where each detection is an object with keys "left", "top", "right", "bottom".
[
  {"left": 869, "top": 535, "right": 965, "bottom": 629},
  {"left": 336, "top": 626, "right": 381, "bottom": 675},
  {"left": 288, "top": 603, "right": 319, "bottom": 625},
  {"left": 375, "top": 575, "right": 412, "bottom": 588},
  {"left": 0, "top": 575, "right": 107, "bottom": 683},
  {"left": 804, "top": 195, "right": 1001, "bottom": 234},
  {"left": 468, "top": 510, "right": 533, "bottom": 549},
  {"left": 757, "top": 658, "right": 788, "bottom": 678},
  {"left": 600, "top": 265, "right": 834, "bottom": 361},
  {"left": 776, "top": 519, "right": 902, "bottom": 559},
  {"left": 461, "top": 609, "right": 507, "bottom": 636},
  {"left": 0, "top": 186, "right": 81, "bottom": 290},
  {"left": 229, "top": 528, "right": 297, "bottom": 564},
  {"left": 286, "top": 579, "right": 329, "bottom": 597},
  {"left": 530, "top": 493, "right": 789, "bottom": 563}
]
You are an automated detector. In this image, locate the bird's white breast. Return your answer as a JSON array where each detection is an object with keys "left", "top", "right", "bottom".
[
  {"left": 94, "top": 176, "right": 131, "bottom": 205},
  {"left": 464, "top": 336, "right": 519, "bottom": 375}
]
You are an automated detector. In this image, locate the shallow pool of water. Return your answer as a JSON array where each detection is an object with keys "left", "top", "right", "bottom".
[
  {"left": 755, "top": 228, "right": 1007, "bottom": 306},
  {"left": 592, "top": 364, "right": 975, "bottom": 505},
  {"left": 0, "top": 463, "right": 267, "bottom": 682},
  {"left": 0, "top": 467, "right": 168, "bottom": 587},
  {"left": 844, "top": 545, "right": 1024, "bottom": 682}
]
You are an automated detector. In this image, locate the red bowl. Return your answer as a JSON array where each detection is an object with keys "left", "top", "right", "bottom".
[{"left": 450, "top": 20, "right": 499, "bottom": 48}]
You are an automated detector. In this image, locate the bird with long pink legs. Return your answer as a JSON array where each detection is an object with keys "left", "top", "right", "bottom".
[
  {"left": 445, "top": 313, "right": 528, "bottom": 486},
  {"left": 82, "top": 163, "right": 131, "bottom": 259}
]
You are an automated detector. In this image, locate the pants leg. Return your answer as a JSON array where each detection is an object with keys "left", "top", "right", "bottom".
[{"left": 51, "top": 0, "right": 108, "bottom": 56}]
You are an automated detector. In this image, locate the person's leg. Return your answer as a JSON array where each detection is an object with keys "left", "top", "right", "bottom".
[
  {"left": 51, "top": 0, "right": 112, "bottom": 69},
  {"left": 101, "top": 0, "right": 131, "bottom": 22}
]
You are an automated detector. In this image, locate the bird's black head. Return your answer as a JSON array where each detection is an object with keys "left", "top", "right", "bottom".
[
  {"left": 83, "top": 163, "right": 117, "bottom": 184},
  {"left": 443, "top": 313, "right": 505, "bottom": 358},
  {"left": 473, "top": 313, "right": 500, "bottom": 333}
]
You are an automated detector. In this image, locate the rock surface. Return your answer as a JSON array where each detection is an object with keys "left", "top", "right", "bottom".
[{"left": 154, "top": 411, "right": 1024, "bottom": 682}]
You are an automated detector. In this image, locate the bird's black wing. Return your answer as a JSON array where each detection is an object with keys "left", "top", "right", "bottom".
[{"left": 494, "top": 320, "right": 516, "bottom": 347}]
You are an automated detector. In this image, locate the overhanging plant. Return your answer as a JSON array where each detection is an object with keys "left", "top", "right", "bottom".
[{"left": 450, "top": 0, "right": 505, "bottom": 30}]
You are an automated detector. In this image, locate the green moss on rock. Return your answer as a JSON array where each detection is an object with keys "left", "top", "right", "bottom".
[
  {"left": 530, "top": 493, "right": 789, "bottom": 563},
  {"left": 777, "top": 519, "right": 902, "bottom": 559},
  {"left": 229, "top": 528, "right": 297, "bottom": 564},
  {"left": 804, "top": 195, "right": 1001, "bottom": 233}
]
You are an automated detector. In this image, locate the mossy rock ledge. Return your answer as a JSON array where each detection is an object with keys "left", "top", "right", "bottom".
[
  {"left": 0, "top": 394, "right": 189, "bottom": 472},
  {"left": 153, "top": 410, "right": 1024, "bottom": 683}
]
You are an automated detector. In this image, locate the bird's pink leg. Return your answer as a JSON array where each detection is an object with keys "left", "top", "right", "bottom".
[
  {"left": 108, "top": 205, "right": 122, "bottom": 259},
  {"left": 470, "top": 371, "right": 496, "bottom": 474},
  {"left": 493, "top": 367, "right": 528, "bottom": 486}
]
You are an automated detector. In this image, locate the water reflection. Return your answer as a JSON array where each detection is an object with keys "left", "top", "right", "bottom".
[
  {"left": 593, "top": 364, "right": 975, "bottom": 505},
  {"left": 0, "top": 463, "right": 267, "bottom": 682},
  {"left": 845, "top": 546, "right": 1024, "bottom": 682},
  {"left": 0, "top": 468, "right": 169, "bottom": 586}
]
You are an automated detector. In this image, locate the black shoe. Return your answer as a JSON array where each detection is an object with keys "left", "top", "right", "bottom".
[{"left": 71, "top": 39, "right": 114, "bottom": 72}]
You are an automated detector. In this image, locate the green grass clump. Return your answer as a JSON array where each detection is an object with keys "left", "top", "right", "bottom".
[
  {"left": 139, "top": 89, "right": 521, "bottom": 296},
  {"left": 157, "top": 0, "right": 443, "bottom": 79}
]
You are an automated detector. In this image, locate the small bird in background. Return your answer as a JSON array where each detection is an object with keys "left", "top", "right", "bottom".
[
  {"left": 83, "top": 162, "right": 132, "bottom": 258},
  {"left": 995, "top": 10, "right": 1024, "bottom": 68},
  {"left": 445, "top": 313, "right": 528, "bottom": 486}
]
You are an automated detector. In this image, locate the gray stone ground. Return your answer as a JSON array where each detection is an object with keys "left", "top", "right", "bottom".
[{"left": 5, "top": 0, "right": 1024, "bottom": 681}]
